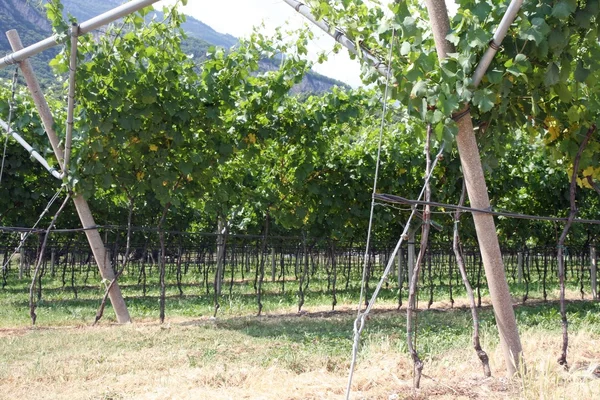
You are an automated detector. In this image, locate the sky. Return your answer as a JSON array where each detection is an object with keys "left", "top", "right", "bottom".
[{"left": 155, "top": 1, "right": 457, "bottom": 88}]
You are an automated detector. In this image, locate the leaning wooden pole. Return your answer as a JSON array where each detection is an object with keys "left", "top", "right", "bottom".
[
  {"left": 6, "top": 30, "right": 131, "bottom": 324},
  {"left": 424, "top": 0, "right": 522, "bottom": 375}
]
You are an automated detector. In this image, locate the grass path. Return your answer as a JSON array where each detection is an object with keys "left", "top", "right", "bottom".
[{"left": 1, "top": 302, "right": 599, "bottom": 399}]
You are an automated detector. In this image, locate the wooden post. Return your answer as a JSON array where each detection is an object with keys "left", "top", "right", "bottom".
[
  {"left": 215, "top": 218, "right": 226, "bottom": 296},
  {"left": 397, "top": 248, "right": 404, "bottom": 290},
  {"left": 50, "top": 248, "right": 56, "bottom": 278},
  {"left": 271, "top": 247, "right": 276, "bottom": 282},
  {"left": 424, "top": 0, "right": 523, "bottom": 375},
  {"left": 19, "top": 233, "right": 25, "bottom": 279},
  {"left": 517, "top": 251, "right": 523, "bottom": 285},
  {"left": 7, "top": 30, "right": 131, "bottom": 323},
  {"left": 407, "top": 230, "right": 416, "bottom": 307},
  {"left": 591, "top": 244, "right": 597, "bottom": 300}
]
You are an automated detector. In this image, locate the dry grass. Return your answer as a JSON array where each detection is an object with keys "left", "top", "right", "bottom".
[{"left": 0, "top": 307, "right": 598, "bottom": 400}]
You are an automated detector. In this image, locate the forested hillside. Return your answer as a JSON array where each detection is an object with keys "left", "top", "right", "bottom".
[{"left": 0, "top": 0, "right": 57, "bottom": 83}]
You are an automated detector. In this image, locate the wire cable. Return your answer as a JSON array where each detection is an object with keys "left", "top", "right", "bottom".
[
  {"left": 345, "top": 27, "right": 396, "bottom": 400},
  {"left": 374, "top": 194, "right": 600, "bottom": 225}
]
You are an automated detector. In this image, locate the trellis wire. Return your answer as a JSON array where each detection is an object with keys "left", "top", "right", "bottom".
[{"left": 345, "top": 25, "right": 396, "bottom": 399}]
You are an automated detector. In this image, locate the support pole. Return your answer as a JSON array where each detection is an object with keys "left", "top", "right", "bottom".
[
  {"left": 591, "top": 244, "right": 598, "bottom": 300},
  {"left": 0, "top": 118, "right": 63, "bottom": 179},
  {"left": 407, "top": 231, "right": 416, "bottom": 302},
  {"left": 283, "top": 0, "right": 390, "bottom": 76},
  {"left": 424, "top": 0, "right": 523, "bottom": 375},
  {"left": 63, "top": 22, "right": 79, "bottom": 172},
  {"left": 471, "top": 0, "right": 524, "bottom": 87},
  {"left": 397, "top": 248, "right": 403, "bottom": 289},
  {"left": 50, "top": 248, "right": 56, "bottom": 278},
  {"left": 517, "top": 251, "right": 523, "bottom": 285},
  {"left": 6, "top": 30, "right": 131, "bottom": 324},
  {"left": 271, "top": 247, "right": 276, "bottom": 282},
  {"left": 19, "top": 233, "right": 25, "bottom": 280}
]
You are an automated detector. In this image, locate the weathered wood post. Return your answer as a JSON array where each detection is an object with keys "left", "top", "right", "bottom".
[
  {"left": 407, "top": 230, "right": 416, "bottom": 308},
  {"left": 397, "top": 248, "right": 404, "bottom": 290},
  {"left": 50, "top": 248, "right": 56, "bottom": 278},
  {"left": 271, "top": 247, "right": 276, "bottom": 282},
  {"left": 591, "top": 244, "right": 597, "bottom": 300},
  {"left": 517, "top": 251, "right": 523, "bottom": 285},
  {"left": 19, "top": 233, "right": 25, "bottom": 280}
]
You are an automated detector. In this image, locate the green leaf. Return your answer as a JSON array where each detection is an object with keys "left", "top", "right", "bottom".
[
  {"left": 445, "top": 32, "right": 459, "bottom": 46},
  {"left": 90, "top": 140, "right": 103, "bottom": 153},
  {"left": 142, "top": 94, "right": 156, "bottom": 104},
  {"left": 554, "top": 83, "right": 572, "bottom": 102},
  {"left": 575, "top": 10, "right": 592, "bottom": 29},
  {"left": 551, "top": 0, "right": 577, "bottom": 19},
  {"left": 468, "top": 28, "right": 489, "bottom": 49},
  {"left": 472, "top": 1, "right": 492, "bottom": 21},
  {"left": 548, "top": 30, "right": 567, "bottom": 52},
  {"left": 410, "top": 81, "right": 427, "bottom": 99},
  {"left": 438, "top": 93, "right": 459, "bottom": 115},
  {"left": 586, "top": 0, "right": 600, "bottom": 15},
  {"left": 574, "top": 62, "right": 590, "bottom": 83},
  {"left": 544, "top": 63, "right": 560, "bottom": 87},
  {"left": 515, "top": 54, "right": 527, "bottom": 63},
  {"left": 567, "top": 105, "right": 581, "bottom": 123},
  {"left": 400, "top": 41, "right": 411, "bottom": 56},
  {"left": 472, "top": 88, "right": 496, "bottom": 113},
  {"left": 486, "top": 69, "right": 503, "bottom": 85},
  {"left": 522, "top": 18, "right": 551, "bottom": 44},
  {"left": 401, "top": 16, "right": 417, "bottom": 37}
]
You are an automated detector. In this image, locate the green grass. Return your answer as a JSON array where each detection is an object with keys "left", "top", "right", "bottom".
[
  {"left": 1, "top": 262, "right": 599, "bottom": 399},
  {"left": 0, "top": 257, "right": 595, "bottom": 328},
  {"left": 0, "top": 299, "right": 599, "bottom": 399}
]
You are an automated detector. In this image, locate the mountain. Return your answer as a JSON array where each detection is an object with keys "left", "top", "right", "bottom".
[
  {"left": 0, "top": 0, "right": 347, "bottom": 93},
  {"left": 60, "top": 0, "right": 239, "bottom": 48},
  {"left": 0, "top": 0, "right": 57, "bottom": 83}
]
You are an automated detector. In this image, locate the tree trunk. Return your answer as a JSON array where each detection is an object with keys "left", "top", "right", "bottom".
[
  {"left": 30, "top": 194, "right": 70, "bottom": 325},
  {"left": 424, "top": 0, "right": 522, "bottom": 375},
  {"left": 256, "top": 212, "right": 269, "bottom": 316},
  {"left": 7, "top": 30, "right": 131, "bottom": 323}
]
